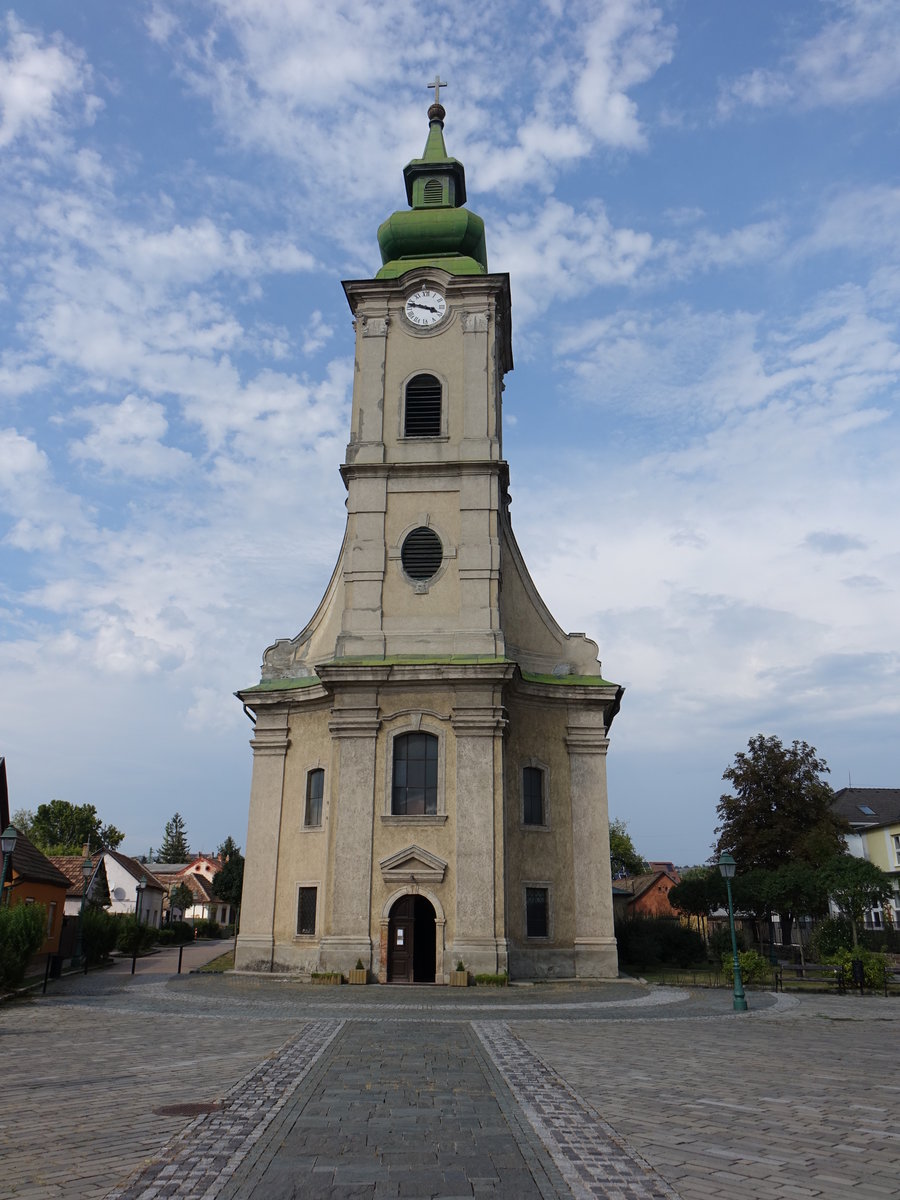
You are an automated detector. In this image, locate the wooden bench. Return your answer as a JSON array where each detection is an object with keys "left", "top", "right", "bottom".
[{"left": 774, "top": 962, "right": 844, "bottom": 993}]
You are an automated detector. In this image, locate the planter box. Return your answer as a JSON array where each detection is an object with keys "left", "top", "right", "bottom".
[
  {"left": 310, "top": 972, "right": 342, "bottom": 985},
  {"left": 348, "top": 968, "right": 367, "bottom": 985},
  {"left": 449, "top": 970, "right": 468, "bottom": 987}
]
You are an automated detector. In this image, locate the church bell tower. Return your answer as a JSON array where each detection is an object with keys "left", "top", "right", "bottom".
[{"left": 236, "top": 86, "right": 623, "bottom": 983}]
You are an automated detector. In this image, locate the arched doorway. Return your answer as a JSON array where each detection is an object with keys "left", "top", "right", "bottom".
[{"left": 387, "top": 894, "right": 436, "bottom": 983}]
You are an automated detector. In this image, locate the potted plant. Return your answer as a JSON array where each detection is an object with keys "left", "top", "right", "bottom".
[
  {"left": 348, "top": 958, "right": 367, "bottom": 985},
  {"left": 450, "top": 959, "right": 468, "bottom": 987}
]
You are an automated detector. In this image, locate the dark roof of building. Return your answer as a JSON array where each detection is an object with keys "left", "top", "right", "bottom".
[
  {"left": 614, "top": 870, "right": 675, "bottom": 900},
  {"left": 183, "top": 873, "right": 217, "bottom": 902},
  {"left": 102, "top": 849, "right": 166, "bottom": 891},
  {"left": 3, "top": 827, "right": 71, "bottom": 890},
  {"left": 48, "top": 854, "right": 99, "bottom": 898},
  {"left": 832, "top": 787, "right": 900, "bottom": 829}
]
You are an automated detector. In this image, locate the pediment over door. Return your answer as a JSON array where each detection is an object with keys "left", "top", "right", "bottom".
[{"left": 379, "top": 844, "right": 447, "bottom": 884}]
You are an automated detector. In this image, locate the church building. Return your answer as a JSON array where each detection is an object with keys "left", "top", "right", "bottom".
[{"left": 235, "top": 88, "right": 623, "bottom": 983}]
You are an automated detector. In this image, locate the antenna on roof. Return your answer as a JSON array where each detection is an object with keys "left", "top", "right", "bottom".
[{"left": 849, "top": 771, "right": 852, "bottom": 788}]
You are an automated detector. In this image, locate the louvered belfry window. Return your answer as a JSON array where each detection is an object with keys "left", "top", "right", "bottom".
[
  {"left": 404, "top": 374, "right": 442, "bottom": 437},
  {"left": 423, "top": 178, "right": 442, "bottom": 206},
  {"left": 401, "top": 526, "right": 443, "bottom": 580}
]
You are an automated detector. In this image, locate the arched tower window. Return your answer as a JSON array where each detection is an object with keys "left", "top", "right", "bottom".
[
  {"left": 423, "top": 178, "right": 443, "bottom": 206},
  {"left": 404, "top": 374, "right": 442, "bottom": 437},
  {"left": 392, "top": 731, "right": 439, "bottom": 814}
]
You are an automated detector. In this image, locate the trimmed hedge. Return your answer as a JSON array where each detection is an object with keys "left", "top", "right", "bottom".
[
  {"left": 0, "top": 903, "right": 46, "bottom": 989},
  {"left": 615, "top": 917, "right": 706, "bottom": 970}
]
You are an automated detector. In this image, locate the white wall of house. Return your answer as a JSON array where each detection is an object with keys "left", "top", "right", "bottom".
[{"left": 103, "top": 854, "right": 163, "bottom": 927}]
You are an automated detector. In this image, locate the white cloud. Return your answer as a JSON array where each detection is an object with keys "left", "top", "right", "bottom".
[
  {"left": 0, "top": 13, "right": 99, "bottom": 149},
  {"left": 719, "top": 0, "right": 900, "bottom": 116},
  {"left": 69, "top": 395, "right": 193, "bottom": 479},
  {"left": 573, "top": 0, "right": 676, "bottom": 148},
  {"left": 492, "top": 199, "right": 654, "bottom": 321}
]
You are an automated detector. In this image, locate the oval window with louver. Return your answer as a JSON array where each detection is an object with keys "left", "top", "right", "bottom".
[
  {"left": 404, "top": 374, "right": 442, "bottom": 437},
  {"left": 401, "top": 526, "right": 443, "bottom": 581}
]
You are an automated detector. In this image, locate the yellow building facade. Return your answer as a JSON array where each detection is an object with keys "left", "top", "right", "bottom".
[{"left": 235, "top": 97, "right": 622, "bottom": 982}]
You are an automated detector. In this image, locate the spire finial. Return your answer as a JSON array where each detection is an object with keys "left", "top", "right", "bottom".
[
  {"left": 427, "top": 74, "right": 447, "bottom": 106},
  {"left": 427, "top": 74, "right": 447, "bottom": 124}
]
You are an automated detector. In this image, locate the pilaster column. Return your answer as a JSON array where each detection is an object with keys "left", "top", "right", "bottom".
[
  {"left": 318, "top": 696, "right": 381, "bottom": 972},
  {"left": 565, "top": 714, "right": 618, "bottom": 978},
  {"left": 347, "top": 312, "right": 388, "bottom": 464},
  {"left": 460, "top": 309, "right": 494, "bottom": 460},
  {"left": 234, "top": 709, "right": 290, "bottom": 971},
  {"left": 451, "top": 702, "right": 508, "bottom": 974}
]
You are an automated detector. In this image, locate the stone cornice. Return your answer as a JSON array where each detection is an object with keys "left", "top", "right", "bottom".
[
  {"left": 328, "top": 709, "right": 382, "bottom": 739},
  {"left": 340, "top": 459, "right": 510, "bottom": 489},
  {"left": 565, "top": 727, "right": 610, "bottom": 755},
  {"left": 451, "top": 705, "right": 508, "bottom": 736},
  {"left": 248, "top": 727, "right": 291, "bottom": 758}
]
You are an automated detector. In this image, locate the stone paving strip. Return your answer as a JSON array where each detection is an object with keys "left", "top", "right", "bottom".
[
  {"left": 218, "top": 1019, "right": 571, "bottom": 1199},
  {"left": 106, "top": 1019, "right": 343, "bottom": 1200},
  {"left": 475, "top": 1021, "right": 680, "bottom": 1200}
]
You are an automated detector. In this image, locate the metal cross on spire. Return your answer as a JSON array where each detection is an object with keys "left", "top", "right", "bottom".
[{"left": 427, "top": 74, "right": 447, "bottom": 105}]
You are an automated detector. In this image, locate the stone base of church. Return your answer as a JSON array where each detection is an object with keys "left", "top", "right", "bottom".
[
  {"left": 508, "top": 941, "right": 619, "bottom": 981},
  {"left": 318, "top": 935, "right": 374, "bottom": 975},
  {"left": 574, "top": 938, "right": 619, "bottom": 979},
  {"left": 450, "top": 937, "right": 509, "bottom": 978},
  {"left": 234, "top": 933, "right": 275, "bottom": 973}
]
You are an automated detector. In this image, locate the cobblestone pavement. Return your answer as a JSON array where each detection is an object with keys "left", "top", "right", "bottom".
[{"left": 3, "top": 966, "right": 898, "bottom": 1200}]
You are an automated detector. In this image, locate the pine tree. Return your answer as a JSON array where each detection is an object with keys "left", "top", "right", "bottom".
[{"left": 159, "top": 812, "right": 190, "bottom": 863}]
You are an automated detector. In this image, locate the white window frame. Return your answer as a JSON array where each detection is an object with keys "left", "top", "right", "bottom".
[
  {"left": 520, "top": 758, "right": 551, "bottom": 830},
  {"left": 295, "top": 883, "right": 319, "bottom": 938},
  {"left": 523, "top": 881, "right": 552, "bottom": 941}
]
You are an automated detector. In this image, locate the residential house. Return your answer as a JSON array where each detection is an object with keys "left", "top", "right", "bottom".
[
  {"left": 831, "top": 787, "right": 900, "bottom": 929},
  {"left": 49, "top": 853, "right": 109, "bottom": 918},
  {"left": 0, "top": 828, "right": 70, "bottom": 960},
  {"left": 153, "top": 855, "right": 232, "bottom": 925},
  {"left": 613, "top": 870, "right": 680, "bottom": 919},
  {"left": 101, "top": 850, "right": 165, "bottom": 927}
]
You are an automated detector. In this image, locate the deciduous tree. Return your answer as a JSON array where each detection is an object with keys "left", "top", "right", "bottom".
[
  {"left": 19, "top": 799, "right": 124, "bottom": 855},
  {"left": 609, "top": 818, "right": 647, "bottom": 878},
  {"left": 822, "top": 855, "right": 893, "bottom": 946},
  {"left": 715, "top": 736, "right": 847, "bottom": 871}
]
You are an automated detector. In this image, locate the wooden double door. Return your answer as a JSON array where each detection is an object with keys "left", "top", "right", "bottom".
[{"left": 387, "top": 894, "right": 437, "bottom": 983}]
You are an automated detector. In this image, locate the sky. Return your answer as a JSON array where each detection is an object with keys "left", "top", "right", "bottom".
[{"left": 2, "top": 1, "right": 899, "bottom": 866}]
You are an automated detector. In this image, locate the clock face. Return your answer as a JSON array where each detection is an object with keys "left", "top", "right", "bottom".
[{"left": 405, "top": 289, "right": 446, "bottom": 327}]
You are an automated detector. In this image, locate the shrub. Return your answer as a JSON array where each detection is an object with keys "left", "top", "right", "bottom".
[
  {"left": 615, "top": 917, "right": 706, "bottom": 970},
  {"left": 809, "top": 917, "right": 853, "bottom": 960},
  {"left": 823, "top": 947, "right": 890, "bottom": 990},
  {"left": 0, "top": 903, "right": 46, "bottom": 989},
  {"left": 81, "top": 906, "right": 118, "bottom": 965},
  {"left": 192, "top": 919, "right": 222, "bottom": 939},
  {"left": 116, "top": 916, "right": 157, "bottom": 957},
  {"left": 156, "top": 927, "right": 175, "bottom": 945},
  {"left": 708, "top": 923, "right": 746, "bottom": 961},
  {"left": 474, "top": 971, "right": 508, "bottom": 986},
  {"left": 169, "top": 919, "right": 193, "bottom": 944},
  {"left": 721, "top": 948, "right": 773, "bottom": 986}
]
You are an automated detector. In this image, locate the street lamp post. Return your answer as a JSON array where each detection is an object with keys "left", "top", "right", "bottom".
[
  {"left": 0, "top": 825, "right": 17, "bottom": 906},
  {"left": 131, "top": 875, "right": 148, "bottom": 976},
  {"left": 71, "top": 854, "right": 93, "bottom": 972},
  {"left": 718, "top": 851, "right": 748, "bottom": 1012}
]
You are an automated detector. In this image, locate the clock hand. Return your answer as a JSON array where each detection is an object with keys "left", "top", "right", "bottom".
[{"left": 409, "top": 302, "right": 440, "bottom": 313}]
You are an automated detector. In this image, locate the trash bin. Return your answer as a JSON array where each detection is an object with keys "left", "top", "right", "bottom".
[{"left": 851, "top": 958, "right": 865, "bottom": 993}]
